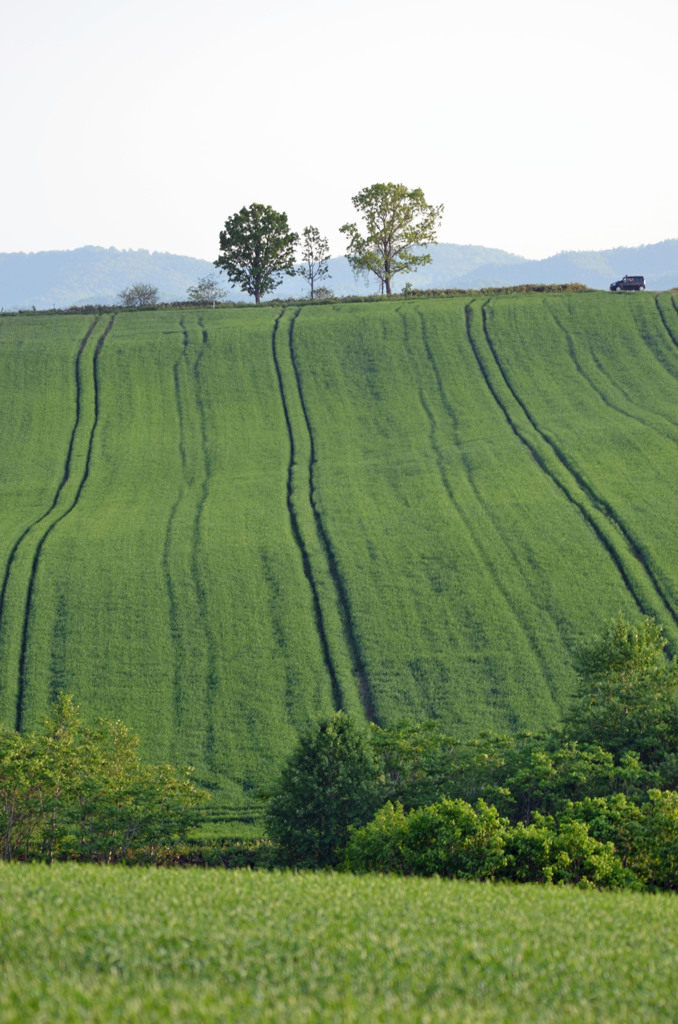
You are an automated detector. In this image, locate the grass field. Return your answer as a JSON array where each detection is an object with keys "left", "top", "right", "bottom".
[
  {"left": 1, "top": 293, "right": 677, "bottom": 817},
  {"left": 2, "top": 862, "right": 678, "bottom": 1022}
]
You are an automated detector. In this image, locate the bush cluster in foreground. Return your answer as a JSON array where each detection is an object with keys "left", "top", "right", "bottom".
[
  {"left": 266, "top": 615, "right": 678, "bottom": 889},
  {"left": 4, "top": 613, "right": 678, "bottom": 887}
]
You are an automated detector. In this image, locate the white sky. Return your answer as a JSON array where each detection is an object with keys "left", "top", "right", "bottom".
[{"left": 2, "top": 0, "right": 677, "bottom": 261}]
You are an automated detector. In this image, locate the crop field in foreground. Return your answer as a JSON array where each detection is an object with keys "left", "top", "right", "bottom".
[
  {"left": 2, "top": 862, "right": 678, "bottom": 1023},
  {"left": 1, "top": 293, "right": 678, "bottom": 817}
]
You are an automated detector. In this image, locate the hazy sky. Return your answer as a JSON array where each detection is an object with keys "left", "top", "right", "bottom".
[{"left": 2, "top": 0, "right": 677, "bottom": 261}]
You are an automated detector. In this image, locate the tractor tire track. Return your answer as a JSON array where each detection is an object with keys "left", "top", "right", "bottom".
[
  {"left": 655, "top": 293, "right": 678, "bottom": 353},
  {"left": 548, "top": 304, "right": 678, "bottom": 444},
  {"left": 467, "top": 300, "right": 678, "bottom": 632},
  {"left": 482, "top": 302, "right": 678, "bottom": 626},
  {"left": 649, "top": 294, "right": 678, "bottom": 399},
  {"left": 288, "top": 310, "right": 377, "bottom": 723},
  {"left": 16, "top": 316, "right": 114, "bottom": 731},
  {"left": 271, "top": 310, "right": 345, "bottom": 715},
  {"left": 162, "top": 321, "right": 195, "bottom": 748},
  {"left": 162, "top": 316, "right": 218, "bottom": 774},
  {"left": 0, "top": 318, "right": 99, "bottom": 640},
  {"left": 397, "top": 306, "right": 557, "bottom": 703},
  {"left": 194, "top": 317, "right": 219, "bottom": 769}
]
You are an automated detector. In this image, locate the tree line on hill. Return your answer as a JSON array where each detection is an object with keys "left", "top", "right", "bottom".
[
  {"left": 116, "top": 183, "right": 445, "bottom": 309},
  {"left": 212, "top": 183, "right": 444, "bottom": 303},
  {"left": 91, "top": 185, "right": 678, "bottom": 310},
  {"left": 4, "top": 237, "right": 677, "bottom": 312}
]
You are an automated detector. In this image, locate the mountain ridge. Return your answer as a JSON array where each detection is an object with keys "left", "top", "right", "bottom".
[{"left": 1, "top": 239, "right": 676, "bottom": 310}]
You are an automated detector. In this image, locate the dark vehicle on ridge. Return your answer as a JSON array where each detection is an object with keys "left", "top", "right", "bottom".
[{"left": 610, "top": 275, "right": 645, "bottom": 291}]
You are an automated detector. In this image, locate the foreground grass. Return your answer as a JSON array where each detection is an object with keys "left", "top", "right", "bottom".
[{"left": 2, "top": 863, "right": 678, "bottom": 1023}]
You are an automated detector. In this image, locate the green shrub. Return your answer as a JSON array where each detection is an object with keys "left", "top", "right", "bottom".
[
  {"left": 343, "top": 797, "right": 508, "bottom": 880},
  {"left": 501, "top": 813, "right": 633, "bottom": 888},
  {"left": 0, "top": 695, "right": 207, "bottom": 862},
  {"left": 264, "top": 711, "right": 381, "bottom": 868},
  {"left": 566, "top": 615, "right": 678, "bottom": 764},
  {"left": 634, "top": 789, "right": 678, "bottom": 889}
]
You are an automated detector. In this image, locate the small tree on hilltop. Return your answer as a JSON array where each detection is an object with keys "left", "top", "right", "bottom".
[
  {"left": 340, "top": 182, "right": 443, "bottom": 296},
  {"left": 265, "top": 711, "right": 382, "bottom": 868},
  {"left": 297, "top": 225, "right": 331, "bottom": 300},
  {"left": 118, "top": 282, "right": 159, "bottom": 307},
  {"left": 214, "top": 203, "right": 298, "bottom": 304},
  {"left": 186, "top": 275, "right": 228, "bottom": 306}
]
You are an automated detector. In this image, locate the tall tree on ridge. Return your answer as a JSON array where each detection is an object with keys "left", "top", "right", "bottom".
[
  {"left": 215, "top": 203, "right": 298, "bottom": 304},
  {"left": 340, "top": 183, "right": 443, "bottom": 295}
]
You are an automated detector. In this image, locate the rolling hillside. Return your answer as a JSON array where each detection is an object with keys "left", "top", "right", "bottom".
[{"left": 1, "top": 292, "right": 678, "bottom": 820}]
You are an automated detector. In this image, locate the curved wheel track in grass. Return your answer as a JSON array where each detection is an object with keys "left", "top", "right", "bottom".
[
  {"left": 411, "top": 305, "right": 564, "bottom": 672},
  {"left": 287, "top": 310, "right": 377, "bottom": 722},
  {"left": 0, "top": 317, "right": 98, "bottom": 641},
  {"left": 655, "top": 292, "right": 678, "bottom": 353},
  {"left": 4, "top": 297, "right": 678, "bottom": 811},
  {"left": 161, "top": 318, "right": 215, "bottom": 771},
  {"left": 396, "top": 305, "right": 557, "bottom": 708},
  {"left": 15, "top": 317, "right": 113, "bottom": 729},
  {"left": 271, "top": 309, "right": 340, "bottom": 708},
  {"left": 270, "top": 308, "right": 367, "bottom": 717},
  {"left": 0, "top": 317, "right": 109, "bottom": 727},
  {"left": 542, "top": 297, "right": 678, "bottom": 621},
  {"left": 464, "top": 301, "right": 656, "bottom": 620},
  {"left": 547, "top": 304, "right": 678, "bottom": 444},
  {"left": 477, "top": 298, "right": 678, "bottom": 637}
]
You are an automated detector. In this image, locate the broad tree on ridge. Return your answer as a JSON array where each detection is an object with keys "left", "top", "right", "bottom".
[
  {"left": 214, "top": 203, "right": 298, "bottom": 304},
  {"left": 340, "top": 182, "right": 444, "bottom": 295}
]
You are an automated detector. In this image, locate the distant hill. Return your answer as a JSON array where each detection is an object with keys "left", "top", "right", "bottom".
[
  {"left": 0, "top": 247, "right": 216, "bottom": 310},
  {"left": 453, "top": 239, "right": 678, "bottom": 292},
  {"left": 1, "top": 239, "right": 677, "bottom": 310}
]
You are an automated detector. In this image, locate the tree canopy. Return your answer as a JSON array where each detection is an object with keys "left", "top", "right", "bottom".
[
  {"left": 214, "top": 203, "right": 298, "bottom": 304},
  {"left": 340, "top": 182, "right": 443, "bottom": 295}
]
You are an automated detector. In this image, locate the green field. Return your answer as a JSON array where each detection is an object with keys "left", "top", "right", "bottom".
[
  {"left": 2, "top": 293, "right": 678, "bottom": 816},
  {"left": 2, "top": 862, "right": 678, "bottom": 1022}
]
